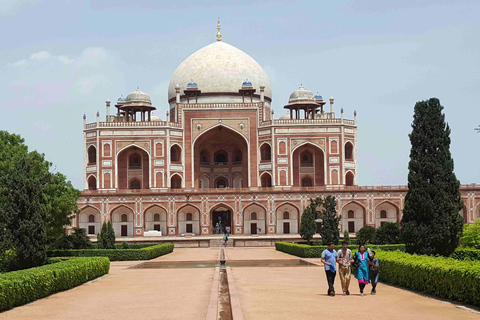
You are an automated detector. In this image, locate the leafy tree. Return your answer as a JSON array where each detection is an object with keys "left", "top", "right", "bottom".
[
  {"left": 460, "top": 220, "right": 480, "bottom": 249},
  {"left": 356, "top": 226, "right": 376, "bottom": 245},
  {"left": 44, "top": 173, "right": 81, "bottom": 244},
  {"left": 0, "top": 157, "right": 49, "bottom": 270},
  {"left": 401, "top": 98, "right": 464, "bottom": 256},
  {"left": 343, "top": 230, "right": 351, "bottom": 245},
  {"left": 0, "top": 131, "right": 80, "bottom": 246},
  {"left": 121, "top": 241, "right": 130, "bottom": 249},
  {"left": 300, "top": 198, "right": 319, "bottom": 244},
  {"left": 374, "top": 222, "right": 401, "bottom": 244},
  {"left": 318, "top": 196, "right": 341, "bottom": 245}
]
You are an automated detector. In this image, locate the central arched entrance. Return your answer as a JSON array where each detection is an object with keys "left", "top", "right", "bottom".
[
  {"left": 211, "top": 205, "right": 232, "bottom": 235},
  {"left": 194, "top": 125, "right": 248, "bottom": 189}
]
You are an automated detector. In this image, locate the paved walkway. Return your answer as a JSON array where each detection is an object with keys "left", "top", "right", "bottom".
[{"left": 1, "top": 248, "right": 479, "bottom": 319}]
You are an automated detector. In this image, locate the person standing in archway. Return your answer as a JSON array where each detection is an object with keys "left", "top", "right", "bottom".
[{"left": 226, "top": 225, "right": 231, "bottom": 237}]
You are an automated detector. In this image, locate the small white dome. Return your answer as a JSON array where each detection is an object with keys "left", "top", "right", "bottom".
[
  {"left": 150, "top": 114, "right": 161, "bottom": 121},
  {"left": 125, "top": 88, "right": 152, "bottom": 105},
  {"left": 288, "top": 85, "right": 316, "bottom": 104},
  {"left": 279, "top": 112, "right": 291, "bottom": 120}
]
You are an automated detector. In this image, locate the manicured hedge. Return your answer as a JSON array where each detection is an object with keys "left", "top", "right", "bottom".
[
  {"left": 48, "top": 243, "right": 174, "bottom": 261},
  {"left": 91, "top": 243, "right": 157, "bottom": 250},
  {"left": 0, "top": 257, "right": 109, "bottom": 312},
  {"left": 451, "top": 248, "right": 480, "bottom": 261},
  {"left": 275, "top": 242, "right": 405, "bottom": 258},
  {"left": 378, "top": 251, "right": 480, "bottom": 307}
]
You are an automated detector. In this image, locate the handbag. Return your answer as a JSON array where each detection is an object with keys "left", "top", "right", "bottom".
[{"left": 351, "top": 252, "right": 359, "bottom": 268}]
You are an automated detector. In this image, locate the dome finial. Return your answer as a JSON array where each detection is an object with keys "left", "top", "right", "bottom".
[{"left": 217, "top": 18, "right": 221, "bottom": 41}]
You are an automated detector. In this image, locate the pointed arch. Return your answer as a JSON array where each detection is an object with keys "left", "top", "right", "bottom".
[
  {"left": 87, "top": 145, "right": 97, "bottom": 164},
  {"left": 170, "top": 173, "right": 183, "bottom": 189},
  {"left": 344, "top": 141, "right": 354, "bottom": 160},
  {"left": 260, "top": 171, "right": 272, "bottom": 187},
  {"left": 374, "top": 200, "right": 401, "bottom": 225},
  {"left": 345, "top": 170, "right": 355, "bottom": 186},
  {"left": 243, "top": 203, "right": 267, "bottom": 235},
  {"left": 341, "top": 201, "right": 367, "bottom": 233},
  {"left": 291, "top": 142, "right": 325, "bottom": 187}
]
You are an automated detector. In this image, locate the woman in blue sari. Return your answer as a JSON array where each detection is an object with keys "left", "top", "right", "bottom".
[{"left": 354, "top": 245, "right": 369, "bottom": 295}]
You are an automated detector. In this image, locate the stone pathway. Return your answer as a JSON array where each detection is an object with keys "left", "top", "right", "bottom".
[{"left": 1, "top": 248, "right": 479, "bottom": 320}]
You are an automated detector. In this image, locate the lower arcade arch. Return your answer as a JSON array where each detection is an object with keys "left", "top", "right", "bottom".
[
  {"left": 177, "top": 205, "right": 200, "bottom": 234},
  {"left": 211, "top": 204, "right": 233, "bottom": 235},
  {"left": 374, "top": 201, "right": 400, "bottom": 227},
  {"left": 111, "top": 205, "right": 134, "bottom": 237},
  {"left": 341, "top": 202, "right": 366, "bottom": 233},
  {"left": 243, "top": 204, "right": 266, "bottom": 235},
  {"left": 144, "top": 205, "right": 167, "bottom": 235},
  {"left": 275, "top": 203, "right": 299, "bottom": 234},
  {"left": 78, "top": 206, "right": 101, "bottom": 235}
]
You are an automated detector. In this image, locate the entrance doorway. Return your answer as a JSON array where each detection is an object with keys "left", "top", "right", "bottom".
[
  {"left": 121, "top": 225, "right": 128, "bottom": 237},
  {"left": 283, "top": 222, "right": 290, "bottom": 234},
  {"left": 251, "top": 223, "right": 257, "bottom": 235},
  {"left": 212, "top": 208, "right": 232, "bottom": 234}
]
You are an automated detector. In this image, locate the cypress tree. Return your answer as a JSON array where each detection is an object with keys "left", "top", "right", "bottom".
[
  {"left": 401, "top": 98, "right": 464, "bottom": 256},
  {"left": 300, "top": 199, "right": 319, "bottom": 244},
  {"left": 319, "top": 196, "right": 341, "bottom": 245},
  {"left": 106, "top": 221, "right": 116, "bottom": 248}
]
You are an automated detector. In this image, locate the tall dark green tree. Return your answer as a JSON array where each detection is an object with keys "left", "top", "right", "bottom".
[
  {"left": 300, "top": 198, "right": 320, "bottom": 244},
  {"left": 0, "top": 157, "right": 49, "bottom": 270},
  {"left": 401, "top": 98, "right": 464, "bottom": 256},
  {"left": 318, "top": 196, "right": 341, "bottom": 245},
  {"left": 97, "top": 221, "right": 116, "bottom": 249}
]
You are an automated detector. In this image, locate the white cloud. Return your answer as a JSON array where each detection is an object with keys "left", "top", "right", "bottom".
[
  {"left": 0, "top": 0, "right": 42, "bottom": 17},
  {"left": 76, "top": 74, "right": 112, "bottom": 95},
  {"left": 29, "top": 50, "right": 50, "bottom": 60},
  {"left": 3, "top": 46, "right": 124, "bottom": 109}
]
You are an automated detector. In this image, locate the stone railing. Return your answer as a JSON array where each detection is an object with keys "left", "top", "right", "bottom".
[
  {"left": 84, "top": 121, "right": 182, "bottom": 129},
  {"left": 260, "top": 118, "right": 355, "bottom": 126},
  {"left": 179, "top": 102, "right": 262, "bottom": 109}
]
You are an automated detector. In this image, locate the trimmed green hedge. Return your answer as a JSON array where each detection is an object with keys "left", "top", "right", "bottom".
[
  {"left": 48, "top": 243, "right": 174, "bottom": 261},
  {"left": 451, "top": 248, "right": 480, "bottom": 261},
  {"left": 91, "top": 243, "right": 157, "bottom": 250},
  {"left": 0, "top": 257, "right": 109, "bottom": 312},
  {"left": 378, "top": 251, "right": 480, "bottom": 307},
  {"left": 275, "top": 242, "right": 405, "bottom": 258}
]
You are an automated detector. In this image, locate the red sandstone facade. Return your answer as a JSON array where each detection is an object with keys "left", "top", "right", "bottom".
[{"left": 74, "top": 40, "right": 480, "bottom": 238}]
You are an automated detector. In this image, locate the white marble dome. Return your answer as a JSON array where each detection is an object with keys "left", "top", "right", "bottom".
[
  {"left": 168, "top": 41, "right": 271, "bottom": 101},
  {"left": 125, "top": 88, "right": 152, "bottom": 105},
  {"left": 279, "top": 112, "right": 291, "bottom": 120},
  {"left": 288, "top": 85, "right": 315, "bottom": 104}
]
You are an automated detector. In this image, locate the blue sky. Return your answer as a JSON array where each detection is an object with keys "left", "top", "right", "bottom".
[{"left": 1, "top": 0, "right": 479, "bottom": 189}]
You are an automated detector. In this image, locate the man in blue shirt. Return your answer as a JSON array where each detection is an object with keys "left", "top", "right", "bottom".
[{"left": 321, "top": 243, "right": 337, "bottom": 296}]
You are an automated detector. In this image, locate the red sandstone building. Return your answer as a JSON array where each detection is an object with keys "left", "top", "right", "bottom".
[{"left": 73, "top": 27, "right": 480, "bottom": 240}]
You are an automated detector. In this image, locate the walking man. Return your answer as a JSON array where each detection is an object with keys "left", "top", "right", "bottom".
[
  {"left": 223, "top": 232, "right": 228, "bottom": 247},
  {"left": 337, "top": 241, "right": 354, "bottom": 295},
  {"left": 321, "top": 243, "right": 337, "bottom": 296}
]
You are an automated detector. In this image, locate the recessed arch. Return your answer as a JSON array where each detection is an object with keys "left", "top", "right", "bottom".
[
  {"left": 170, "top": 173, "right": 182, "bottom": 189},
  {"left": 260, "top": 142, "right": 272, "bottom": 161},
  {"left": 291, "top": 142, "right": 325, "bottom": 187},
  {"left": 341, "top": 201, "right": 367, "bottom": 233},
  {"left": 87, "top": 145, "right": 97, "bottom": 164},
  {"left": 345, "top": 141, "right": 354, "bottom": 160},
  {"left": 345, "top": 170, "right": 355, "bottom": 186},
  {"left": 87, "top": 174, "right": 97, "bottom": 190},
  {"left": 116, "top": 145, "right": 150, "bottom": 189},
  {"left": 192, "top": 124, "right": 250, "bottom": 189},
  {"left": 243, "top": 203, "right": 267, "bottom": 235},
  {"left": 110, "top": 204, "right": 134, "bottom": 237},
  {"left": 260, "top": 172, "right": 272, "bottom": 187},
  {"left": 374, "top": 200, "right": 400, "bottom": 226},
  {"left": 276, "top": 202, "right": 300, "bottom": 234},
  {"left": 77, "top": 205, "right": 101, "bottom": 234},
  {"left": 170, "top": 144, "right": 182, "bottom": 163}
]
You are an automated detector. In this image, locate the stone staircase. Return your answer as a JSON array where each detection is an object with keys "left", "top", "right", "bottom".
[{"left": 210, "top": 237, "right": 234, "bottom": 247}]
